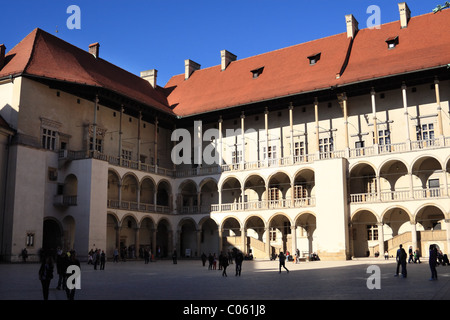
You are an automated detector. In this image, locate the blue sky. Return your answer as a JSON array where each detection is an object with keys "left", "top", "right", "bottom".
[{"left": 0, "top": 0, "right": 440, "bottom": 86}]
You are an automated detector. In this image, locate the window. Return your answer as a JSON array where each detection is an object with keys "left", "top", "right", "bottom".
[
  {"left": 294, "top": 141, "right": 305, "bottom": 158},
  {"left": 294, "top": 185, "right": 307, "bottom": 199},
  {"left": 386, "top": 36, "right": 399, "bottom": 49},
  {"left": 269, "top": 187, "right": 280, "bottom": 201},
  {"left": 231, "top": 150, "right": 242, "bottom": 164},
  {"left": 307, "top": 52, "right": 321, "bottom": 65},
  {"left": 417, "top": 123, "right": 434, "bottom": 141},
  {"left": 319, "top": 137, "right": 334, "bottom": 158},
  {"left": 26, "top": 233, "right": 35, "bottom": 247},
  {"left": 263, "top": 145, "right": 277, "bottom": 161},
  {"left": 121, "top": 149, "right": 132, "bottom": 160},
  {"left": 270, "top": 228, "right": 277, "bottom": 241},
  {"left": 367, "top": 225, "right": 378, "bottom": 241},
  {"left": 378, "top": 129, "right": 391, "bottom": 152},
  {"left": 89, "top": 137, "right": 103, "bottom": 153},
  {"left": 251, "top": 67, "right": 264, "bottom": 79},
  {"left": 42, "top": 128, "right": 57, "bottom": 150}
]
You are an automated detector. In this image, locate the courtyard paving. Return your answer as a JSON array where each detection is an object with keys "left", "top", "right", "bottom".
[{"left": 1, "top": 257, "right": 449, "bottom": 301}]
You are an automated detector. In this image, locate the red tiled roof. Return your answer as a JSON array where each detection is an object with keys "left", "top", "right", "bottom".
[
  {"left": 0, "top": 28, "right": 172, "bottom": 115},
  {"left": 165, "top": 33, "right": 352, "bottom": 117},
  {"left": 2, "top": 9, "right": 450, "bottom": 119},
  {"left": 339, "top": 10, "right": 450, "bottom": 85},
  {"left": 166, "top": 9, "right": 450, "bottom": 117}
]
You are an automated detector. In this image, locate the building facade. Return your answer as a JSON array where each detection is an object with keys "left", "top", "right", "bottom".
[{"left": 1, "top": 3, "right": 449, "bottom": 262}]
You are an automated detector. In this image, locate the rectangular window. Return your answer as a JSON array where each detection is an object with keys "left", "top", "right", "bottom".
[
  {"left": 367, "top": 225, "right": 378, "bottom": 241},
  {"left": 26, "top": 233, "right": 35, "bottom": 247},
  {"left": 319, "top": 137, "right": 333, "bottom": 158},
  {"left": 417, "top": 123, "right": 435, "bottom": 141},
  {"left": 378, "top": 129, "right": 391, "bottom": 152},
  {"left": 89, "top": 137, "right": 103, "bottom": 153},
  {"left": 121, "top": 149, "right": 132, "bottom": 160},
  {"left": 42, "top": 128, "right": 57, "bottom": 150},
  {"left": 231, "top": 150, "right": 242, "bottom": 164}
]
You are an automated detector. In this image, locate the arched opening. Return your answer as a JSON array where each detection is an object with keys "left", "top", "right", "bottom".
[
  {"left": 269, "top": 214, "right": 291, "bottom": 255},
  {"left": 268, "top": 172, "right": 291, "bottom": 208},
  {"left": 294, "top": 213, "right": 316, "bottom": 259},
  {"left": 156, "top": 219, "right": 171, "bottom": 258},
  {"left": 293, "top": 169, "right": 315, "bottom": 206},
  {"left": 179, "top": 219, "right": 197, "bottom": 257},
  {"left": 351, "top": 210, "right": 379, "bottom": 257},
  {"left": 42, "top": 219, "right": 63, "bottom": 258}
]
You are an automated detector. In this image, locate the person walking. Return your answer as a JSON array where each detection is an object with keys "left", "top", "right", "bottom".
[
  {"left": 395, "top": 244, "right": 407, "bottom": 278},
  {"left": 113, "top": 247, "right": 119, "bottom": 263},
  {"left": 235, "top": 250, "right": 244, "bottom": 276},
  {"left": 100, "top": 250, "right": 106, "bottom": 270},
  {"left": 65, "top": 250, "right": 81, "bottom": 300},
  {"left": 221, "top": 253, "right": 229, "bottom": 277},
  {"left": 278, "top": 251, "right": 289, "bottom": 274},
  {"left": 429, "top": 244, "right": 438, "bottom": 280},
  {"left": 39, "top": 256, "right": 54, "bottom": 300}
]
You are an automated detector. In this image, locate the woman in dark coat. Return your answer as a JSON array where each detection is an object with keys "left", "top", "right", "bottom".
[{"left": 39, "top": 256, "right": 54, "bottom": 300}]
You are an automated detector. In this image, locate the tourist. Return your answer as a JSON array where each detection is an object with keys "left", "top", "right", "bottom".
[
  {"left": 39, "top": 256, "right": 54, "bottom": 300},
  {"left": 278, "top": 251, "right": 289, "bottom": 274},
  {"left": 429, "top": 244, "right": 438, "bottom": 281},
  {"left": 395, "top": 244, "right": 407, "bottom": 278},
  {"left": 235, "top": 249, "right": 244, "bottom": 276}
]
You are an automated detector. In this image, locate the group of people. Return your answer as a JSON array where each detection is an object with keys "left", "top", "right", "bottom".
[
  {"left": 201, "top": 249, "right": 244, "bottom": 277},
  {"left": 38, "top": 247, "right": 80, "bottom": 300},
  {"left": 394, "top": 244, "right": 448, "bottom": 280},
  {"left": 87, "top": 248, "right": 106, "bottom": 270}
]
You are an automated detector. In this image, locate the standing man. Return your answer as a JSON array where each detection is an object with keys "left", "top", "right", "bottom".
[
  {"left": 235, "top": 249, "right": 244, "bottom": 276},
  {"left": 429, "top": 244, "right": 438, "bottom": 280},
  {"left": 395, "top": 244, "right": 407, "bottom": 278}
]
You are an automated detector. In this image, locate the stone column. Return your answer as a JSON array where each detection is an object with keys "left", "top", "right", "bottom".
[
  {"left": 371, "top": 88, "right": 379, "bottom": 151},
  {"left": 314, "top": 98, "right": 320, "bottom": 153},
  {"left": 401, "top": 83, "right": 411, "bottom": 147},
  {"left": 240, "top": 112, "right": 245, "bottom": 168},
  {"left": 289, "top": 103, "right": 294, "bottom": 164},
  {"left": 434, "top": 77, "right": 444, "bottom": 137},
  {"left": 377, "top": 222, "right": 384, "bottom": 256},
  {"left": 265, "top": 227, "right": 271, "bottom": 259}
]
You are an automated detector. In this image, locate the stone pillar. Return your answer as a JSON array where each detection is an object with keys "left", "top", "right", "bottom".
[
  {"left": 154, "top": 117, "right": 158, "bottom": 169},
  {"left": 291, "top": 225, "right": 297, "bottom": 255},
  {"left": 289, "top": 103, "right": 294, "bottom": 164},
  {"left": 118, "top": 105, "right": 123, "bottom": 160},
  {"left": 401, "top": 83, "right": 411, "bottom": 147},
  {"left": 377, "top": 222, "right": 384, "bottom": 256},
  {"left": 240, "top": 112, "right": 245, "bottom": 168},
  {"left": 265, "top": 107, "right": 269, "bottom": 165},
  {"left": 411, "top": 222, "right": 417, "bottom": 254},
  {"left": 265, "top": 227, "right": 271, "bottom": 259},
  {"left": 371, "top": 88, "right": 379, "bottom": 150},
  {"left": 314, "top": 98, "right": 320, "bottom": 153},
  {"left": 218, "top": 116, "right": 223, "bottom": 167},
  {"left": 434, "top": 77, "right": 444, "bottom": 137}
]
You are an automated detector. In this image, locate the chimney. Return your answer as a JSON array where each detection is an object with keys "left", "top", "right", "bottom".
[
  {"left": 185, "top": 59, "right": 201, "bottom": 80},
  {"left": 345, "top": 14, "right": 359, "bottom": 39},
  {"left": 221, "top": 50, "right": 237, "bottom": 71},
  {"left": 89, "top": 42, "right": 100, "bottom": 58},
  {"left": 398, "top": 2, "right": 411, "bottom": 28},
  {"left": 141, "top": 69, "right": 158, "bottom": 88},
  {"left": 0, "top": 44, "right": 5, "bottom": 69}
]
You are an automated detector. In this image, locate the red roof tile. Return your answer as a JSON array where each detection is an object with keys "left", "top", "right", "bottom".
[
  {"left": 0, "top": 28, "right": 172, "bottom": 115},
  {"left": 166, "top": 9, "right": 450, "bottom": 117}
]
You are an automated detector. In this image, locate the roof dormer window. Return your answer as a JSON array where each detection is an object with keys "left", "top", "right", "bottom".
[
  {"left": 251, "top": 67, "right": 264, "bottom": 79},
  {"left": 308, "top": 52, "right": 321, "bottom": 65},
  {"left": 386, "top": 36, "right": 399, "bottom": 49}
]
